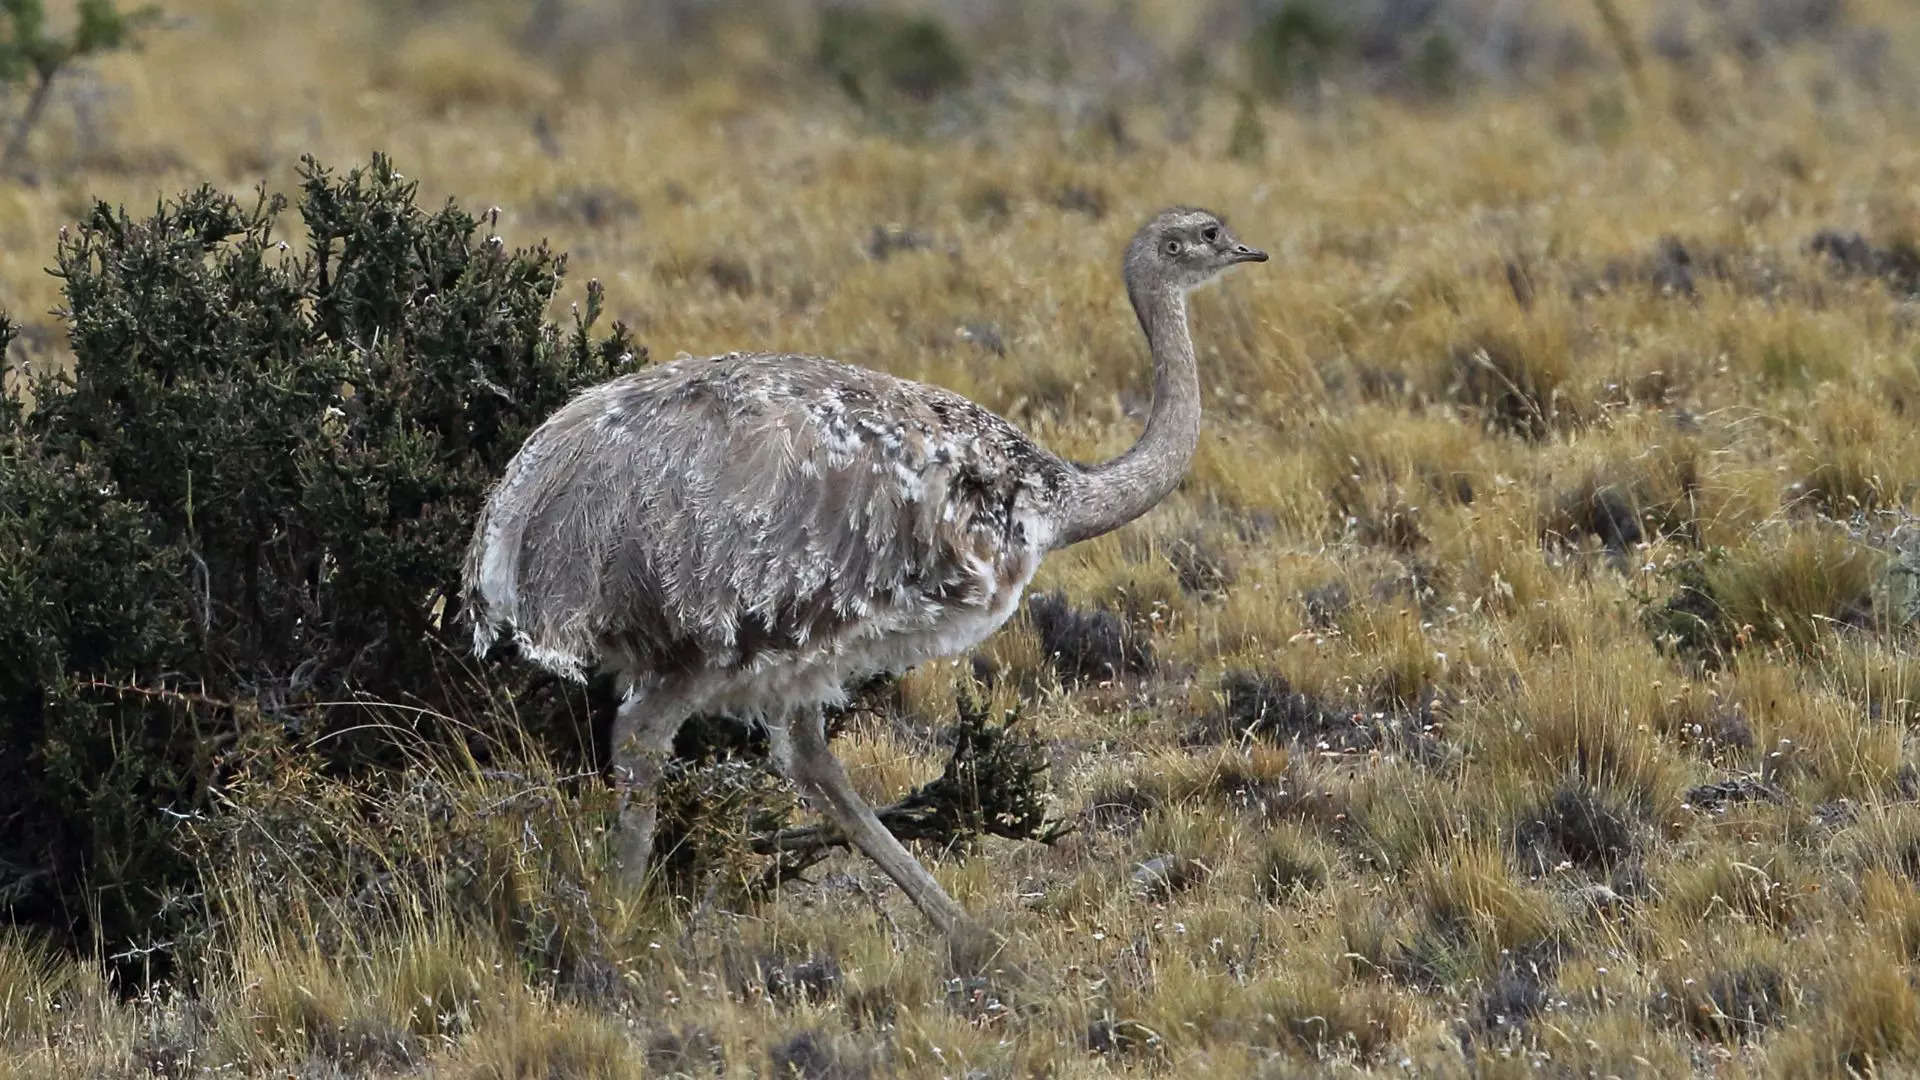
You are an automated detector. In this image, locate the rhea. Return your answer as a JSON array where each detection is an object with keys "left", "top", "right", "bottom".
[{"left": 463, "top": 207, "right": 1266, "bottom": 935}]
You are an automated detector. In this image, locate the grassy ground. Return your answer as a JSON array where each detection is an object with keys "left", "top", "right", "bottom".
[{"left": 11, "top": 0, "right": 1920, "bottom": 1075}]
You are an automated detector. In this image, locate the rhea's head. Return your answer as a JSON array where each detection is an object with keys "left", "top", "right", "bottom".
[{"left": 1124, "top": 206, "right": 1268, "bottom": 297}]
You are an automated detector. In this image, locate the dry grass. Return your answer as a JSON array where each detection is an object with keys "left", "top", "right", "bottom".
[{"left": 12, "top": 0, "right": 1920, "bottom": 1074}]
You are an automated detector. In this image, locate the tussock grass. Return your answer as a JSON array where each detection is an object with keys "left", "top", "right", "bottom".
[{"left": 0, "top": 931, "right": 71, "bottom": 1045}]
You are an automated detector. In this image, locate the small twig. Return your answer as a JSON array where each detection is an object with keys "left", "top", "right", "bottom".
[
  {"left": 78, "top": 676, "right": 238, "bottom": 713},
  {"left": 752, "top": 822, "right": 845, "bottom": 856}
]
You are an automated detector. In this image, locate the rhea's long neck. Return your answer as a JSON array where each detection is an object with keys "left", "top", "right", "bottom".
[{"left": 1054, "top": 282, "right": 1200, "bottom": 547}]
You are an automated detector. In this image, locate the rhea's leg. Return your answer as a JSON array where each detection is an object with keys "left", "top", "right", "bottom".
[
  {"left": 610, "top": 686, "right": 696, "bottom": 892},
  {"left": 774, "top": 705, "right": 970, "bottom": 935}
]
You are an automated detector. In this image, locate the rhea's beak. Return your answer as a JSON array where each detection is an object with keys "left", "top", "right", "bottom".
[{"left": 1229, "top": 243, "right": 1269, "bottom": 264}]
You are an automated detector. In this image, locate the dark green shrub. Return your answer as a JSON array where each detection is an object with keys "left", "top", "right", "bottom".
[
  {"left": 1246, "top": 2, "right": 1348, "bottom": 100},
  {"left": 1243, "top": 4, "right": 1470, "bottom": 103},
  {"left": 0, "top": 154, "right": 640, "bottom": 972},
  {"left": 0, "top": 379, "right": 197, "bottom": 952},
  {"left": 1642, "top": 552, "right": 1737, "bottom": 667},
  {"left": 817, "top": 6, "right": 968, "bottom": 104},
  {"left": 1411, "top": 30, "right": 1462, "bottom": 97}
]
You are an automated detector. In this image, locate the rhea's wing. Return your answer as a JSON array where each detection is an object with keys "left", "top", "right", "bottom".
[
  {"left": 609, "top": 356, "right": 1035, "bottom": 669},
  {"left": 467, "top": 353, "right": 1061, "bottom": 679}
]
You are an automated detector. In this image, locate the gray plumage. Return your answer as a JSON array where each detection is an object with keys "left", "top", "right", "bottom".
[
  {"left": 465, "top": 353, "right": 1070, "bottom": 699},
  {"left": 462, "top": 206, "right": 1267, "bottom": 935}
]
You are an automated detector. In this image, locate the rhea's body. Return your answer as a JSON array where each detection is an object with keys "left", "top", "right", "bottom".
[{"left": 466, "top": 351, "right": 1070, "bottom": 715}]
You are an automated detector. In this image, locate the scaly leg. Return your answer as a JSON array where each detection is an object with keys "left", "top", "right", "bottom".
[
  {"left": 610, "top": 686, "right": 696, "bottom": 892},
  {"left": 776, "top": 705, "right": 971, "bottom": 935}
]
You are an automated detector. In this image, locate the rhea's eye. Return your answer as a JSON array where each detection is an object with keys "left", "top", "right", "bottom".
[
  {"left": 1201, "top": 225, "right": 1219, "bottom": 243},
  {"left": 1164, "top": 239, "right": 1181, "bottom": 255}
]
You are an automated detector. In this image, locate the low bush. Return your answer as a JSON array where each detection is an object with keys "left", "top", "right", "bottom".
[
  {"left": 816, "top": 5, "right": 968, "bottom": 105},
  {"left": 0, "top": 153, "right": 638, "bottom": 975}
]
